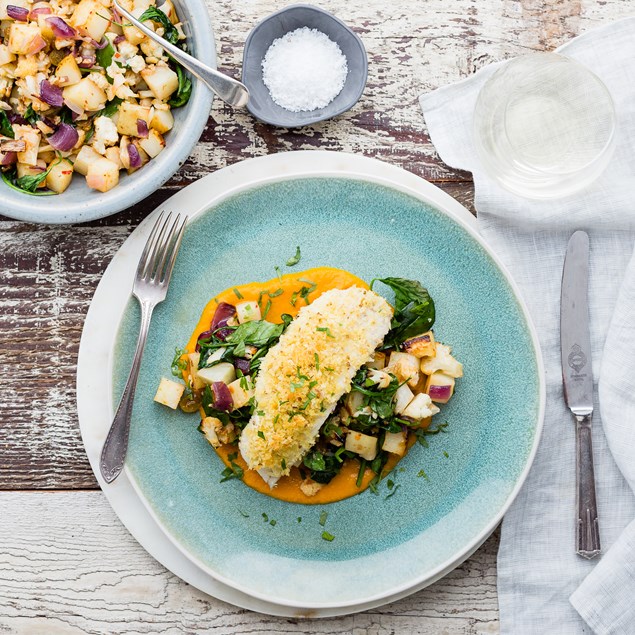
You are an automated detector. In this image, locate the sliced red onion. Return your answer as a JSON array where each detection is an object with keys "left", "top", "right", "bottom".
[
  {"left": 195, "top": 328, "right": 214, "bottom": 351},
  {"left": 40, "top": 79, "right": 64, "bottom": 107},
  {"left": 92, "top": 38, "right": 108, "bottom": 49},
  {"left": 136, "top": 118, "right": 149, "bottom": 138},
  {"left": 48, "top": 123, "right": 78, "bottom": 151},
  {"left": 6, "top": 5, "right": 29, "bottom": 20},
  {"left": 77, "top": 55, "right": 96, "bottom": 68},
  {"left": 211, "top": 303, "right": 237, "bottom": 330},
  {"left": 211, "top": 382, "right": 233, "bottom": 412},
  {"left": 234, "top": 358, "right": 251, "bottom": 376},
  {"left": 30, "top": 5, "right": 52, "bottom": 17},
  {"left": 0, "top": 152, "right": 17, "bottom": 166},
  {"left": 127, "top": 143, "right": 142, "bottom": 168},
  {"left": 8, "top": 113, "right": 27, "bottom": 125},
  {"left": 63, "top": 98, "right": 84, "bottom": 115},
  {"left": 427, "top": 383, "right": 453, "bottom": 402},
  {"left": 46, "top": 16, "right": 76, "bottom": 38},
  {"left": 114, "top": 34, "right": 125, "bottom": 45}
]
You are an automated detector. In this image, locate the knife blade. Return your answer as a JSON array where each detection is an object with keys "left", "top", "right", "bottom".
[{"left": 560, "top": 230, "right": 601, "bottom": 559}]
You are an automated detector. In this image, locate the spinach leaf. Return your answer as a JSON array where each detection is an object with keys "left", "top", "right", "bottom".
[
  {"left": 0, "top": 111, "right": 14, "bottom": 138},
  {"left": 168, "top": 64, "right": 192, "bottom": 107},
  {"left": 96, "top": 40, "right": 116, "bottom": 81},
  {"left": 99, "top": 97, "right": 123, "bottom": 118},
  {"left": 371, "top": 277, "right": 435, "bottom": 347},
  {"left": 225, "top": 320, "right": 285, "bottom": 357},
  {"left": 139, "top": 6, "right": 179, "bottom": 44},
  {"left": 1, "top": 169, "right": 54, "bottom": 196},
  {"left": 58, "top": 107, "right": 75, "bottom": 125},
  {"left": 302, "top": 450, "right": 341, "bottom": 484},
  {"left": 24, "top": 105, "right": 39, "bottom": 126},
  {"left": 200, "top": 386, "right": 252, "bottom": 430}
]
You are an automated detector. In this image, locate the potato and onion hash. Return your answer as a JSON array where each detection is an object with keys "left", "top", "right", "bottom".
[{"left": 0, "top": 0, "right": 191, "bottom": 195}]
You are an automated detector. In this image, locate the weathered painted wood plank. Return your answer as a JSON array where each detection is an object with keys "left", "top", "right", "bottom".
[{"left": 0, "top": 491, "right": 500, "bottom": 634}]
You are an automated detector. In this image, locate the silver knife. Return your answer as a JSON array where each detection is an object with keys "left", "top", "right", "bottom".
[{"left": 560, "top": 230, "right": 601, "bottom": 559}]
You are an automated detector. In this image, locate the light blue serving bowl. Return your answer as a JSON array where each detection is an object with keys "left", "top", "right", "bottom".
[
  {"left": 0, "top": 0, "right": 215, "bottom": 224},
  {"left": 112, "top": 174, "right": 543, "bottom": 608}
]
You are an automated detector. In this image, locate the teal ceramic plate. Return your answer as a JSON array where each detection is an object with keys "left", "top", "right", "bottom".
[{"left": 79, "top": 152, "right": 544, "bottom": 611}]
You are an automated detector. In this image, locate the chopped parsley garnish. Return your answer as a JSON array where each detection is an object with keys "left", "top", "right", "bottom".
[
  {"left": 356, "top": 459, "right": 367, "bottom": 487},
  {"left": 269, "top": 519, "right": 277, "bottom": 527},
  {"left": 321, "top": 531, "right": 335, "bottom": 542},
  {"left": 385, "top": 484, "right": 401, "bottom": 499},
  {"left": 274, "top": 265, "right": 283, "bottom": 282},
  {"left": 281, "top": 459, "right": 287, "bottom": 470},
  {"left": 286, "top": 246, "right": 301, "bottom": 267},
  {"left": 257, "top": 430, "right": 265, "bottom": 440},
  {"left": 239, "top": 510, "right": 249, "bottom": 518},
  {"left": 170, "top": 347, "right": 187, "bottom": 377},
  {"left": 262, "top": 513, "right": 269, "bottom": 522},
  {"left": 319, "top": 511, "right": 328, "bottom": 526},
  {"left": 233, "top": 288, "right": 244, "bottom": 299},
  {"left": 220, "top": 454, "right": 244, "bottom": 482},
  {"left": 297, "top": 517, "right": 302, "bottom": 523},
  {"left": 262, "top": 298, "right": 272, "bottom": 319},
  {"left": 417, "top": 469, "right": 429, "bottom": 480},
  {"left": 314, "top": 353, "right": 320, "bottom": 370},
  {"left": 443, "top": 450, "right": 449, "bottom": 458},
  {"left": 316, "top": 326, "right": 335, "bottom": 338},
  {"left": 0, "top": 111, "right": 14, "bottom": 138}
]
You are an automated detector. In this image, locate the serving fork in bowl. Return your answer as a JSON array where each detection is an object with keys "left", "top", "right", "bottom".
[{"left": 100, "top": 212, "right": 187, "bottom": 483}]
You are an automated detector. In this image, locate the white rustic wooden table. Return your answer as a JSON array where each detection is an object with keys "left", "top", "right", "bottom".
[{"left": 0, "top": 1, "right": 629, "bottom": 633}]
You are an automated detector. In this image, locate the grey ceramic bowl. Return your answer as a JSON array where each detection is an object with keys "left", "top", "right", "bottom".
[
  {"left": 242, "top": 4, "right": 368, "bottom": 128},
  {"left": 0, "top": 0, "right": 215, "bottom": 224}
]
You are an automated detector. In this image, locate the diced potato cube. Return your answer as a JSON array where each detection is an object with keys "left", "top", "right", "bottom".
[
  {"left": 236, "top": 301, "right": 261, "bottom": 324},
  {"left": 420, "top": 343, "right": 463, "bottom": 378},
  {"left": 63, "top": 77, "right": 107, "bottom": 112},
  {"left": 72, "top": 0, "right": 111, "bottom": 41},
  {"left": 115, "top": 101, "right": 151, "bottom": 136},
  {"left": 425, "top": 372, "right": 456, "bottom": 404},
  {"left": 402, "top": 393, "right": 440, "bottom": 421},
  {"left": 46, "top": 158, "right": 74, "bottom": 193},
  {"left": 199, "top": 416, "right": 222, "bottom": 448},
  {"left": 153, "top": 377, "right": 185, "bottom": 409},
  {"left": 365, "top": 351, "right": 386, "bottom": 370},
  {"left": 141, "top": 65, "right": 179, "bottom": 101},
  {"left": 14, "top": 125, "right": 40, "bottom": 166},
  {"left": 403, "top": 331, "right": 436, "bottom": 358},
  {"left": 55, "top": 54, "right": 83, "bottom": 87},
  {"left": 0, "top": 43, "right": 16, "bottom": 65},
  {"left": 138, "top": 128, "right": 164, "bottom": 158},
  {"left": 393, "top": 383, "right": 414, "bottom": 415},
  {"left": 150, "top": 107, "right": 174, "bottom": 133},
  {"left": 105, "top": 146, "right": 124, "bottom": 169},
  {"left": 14, "top": 55, "right": 37, "bottom": 78},
  {"left": 227, "top": 378, "right": 253, "bottom": 410},
  {"left": 7, "top": 23, "right": 45, "bottom": 55},
  {"left": 382, "top": 430, "right": 407, "bottom": 456},
  {"left": 73, "top": 145, "right": 102, "bottom": 175},
  {"left": 197, "top": 362, "right": 236, "bottom": 386},
  {"left": 387, "top": 351, "right": 420, "bottom": 389},
  {"left": 86, "top": 157, "right": 120, "bottom": 192},
  {"left": 185, "top": 352, "right": 205, "bottom": 391},
  {"left": 345, "top": 431, "right": 378, "bottom": 461}
]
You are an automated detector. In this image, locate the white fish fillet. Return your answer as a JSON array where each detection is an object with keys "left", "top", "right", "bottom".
[{"left": 239, "top": 286, "right": 393, "bottom": 487}]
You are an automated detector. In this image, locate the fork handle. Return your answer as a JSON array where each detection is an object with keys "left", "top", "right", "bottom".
[
  {"left": 575, "top": 413, "right": 601, "bottom": 558},
  {"left": 100, "top": 298, "right": 155, "bottom": 483}
]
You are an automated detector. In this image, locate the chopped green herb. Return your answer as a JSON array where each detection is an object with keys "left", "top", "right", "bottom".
[
  {"left": 385, "top": 484, "right": 401, "bottom": 499},
  {"left": 262, "top": 298, "right": 272, "bottom": 319},
  {"left": 316, "top": 326, "right": 335, "bottom": 338},
  {"left": 443, "top": 450, "right": 449, "bottom": 458},
  {"left": 262, "top": 512, "right": 269, "bottom": 522},
  {"left": 387, "top": 479, "right": 395, "bottom": 490},
  {"left": 324, "top": 366, "right": 334, "bottom": 372},
  {"left": 281, "top": 458, "right": 287, "bottom": 470},
  {"left": 170, "top": 347, "right": 187, "bottom": 377},
  {"left": 274, "top": 265, "right": 283, "bottom": 282},
  {"left": 233, "top": 288, "right": 244, "bottom": 299},
  {"left": 257, "top": 430, "right": 265, "bottom": 440},
  {"left": 268, "top": 288, "right": 284, "bottom": 298},
  {"left": 417, "top": 469, "right": 429, "bottom": 480},
  {"left": 319, "top": 511, "right": 328, "bottom": 526},
  {"left": 356, "top": 459, "right": 367, "bottom": 487},
  {"left": 269, "top": 519, "right": 277, "bottom": 527},
  {"left": 220, "top": 461, "right": 244, "bottom": 482},
  {"left": 286, "top": 246, "right": 301, "bottom": 267},
  {"left": 321, "top": 531, "right": 335, "bottom": 542},
  {"left": 97, "top": 97, "right": 123, "bottom": 118},
  {"left": 314, "top": 353, "right": 320, "bottom": 370},
  {"left": 239, "top": 510, "right": 249, "bottom": 518},
  {"left": 297, "top": 517, "right": 302, "bottom": 523},
  {"left": 24, "top": 105, "right": 38, "bottom": 125},
  {"left": 256, "top": 410, "right": 265, "bottom": 416},
  {"left": 273, "top": 414, "right": 280, "bottom": 425}
]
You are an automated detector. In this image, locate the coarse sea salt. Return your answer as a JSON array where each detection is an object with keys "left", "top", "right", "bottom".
[{"left": 261, "top": 27, "right": 348, "bottom": 113}]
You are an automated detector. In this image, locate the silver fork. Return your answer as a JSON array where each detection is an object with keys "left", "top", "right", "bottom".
[
  {"left": 112, "top": 0, "right": 249, "bottom": 108},
  {"left": 100, "top": 212, "right": 187, "bottom": 484}
]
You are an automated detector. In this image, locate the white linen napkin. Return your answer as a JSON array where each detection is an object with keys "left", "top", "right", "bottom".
[{"left": 420, "top": 17, "right": 635, "bottom": 635}]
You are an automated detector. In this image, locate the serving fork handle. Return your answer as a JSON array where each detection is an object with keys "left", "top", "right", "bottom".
[
  {"left": 100, "top": 298, "right": 155, "bottom": 483},
  {"left": 575, "top": 412, "right": 601, "bottom": 558}
]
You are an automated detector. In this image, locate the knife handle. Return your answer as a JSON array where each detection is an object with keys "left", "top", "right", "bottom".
[{"left": 575, "top": 413, "right": 601, "bottom": 559}]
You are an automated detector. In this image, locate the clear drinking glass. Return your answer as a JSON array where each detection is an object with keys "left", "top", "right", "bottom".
[{"left": 473, "top": 53, "right": 616, "bottom": 199}]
